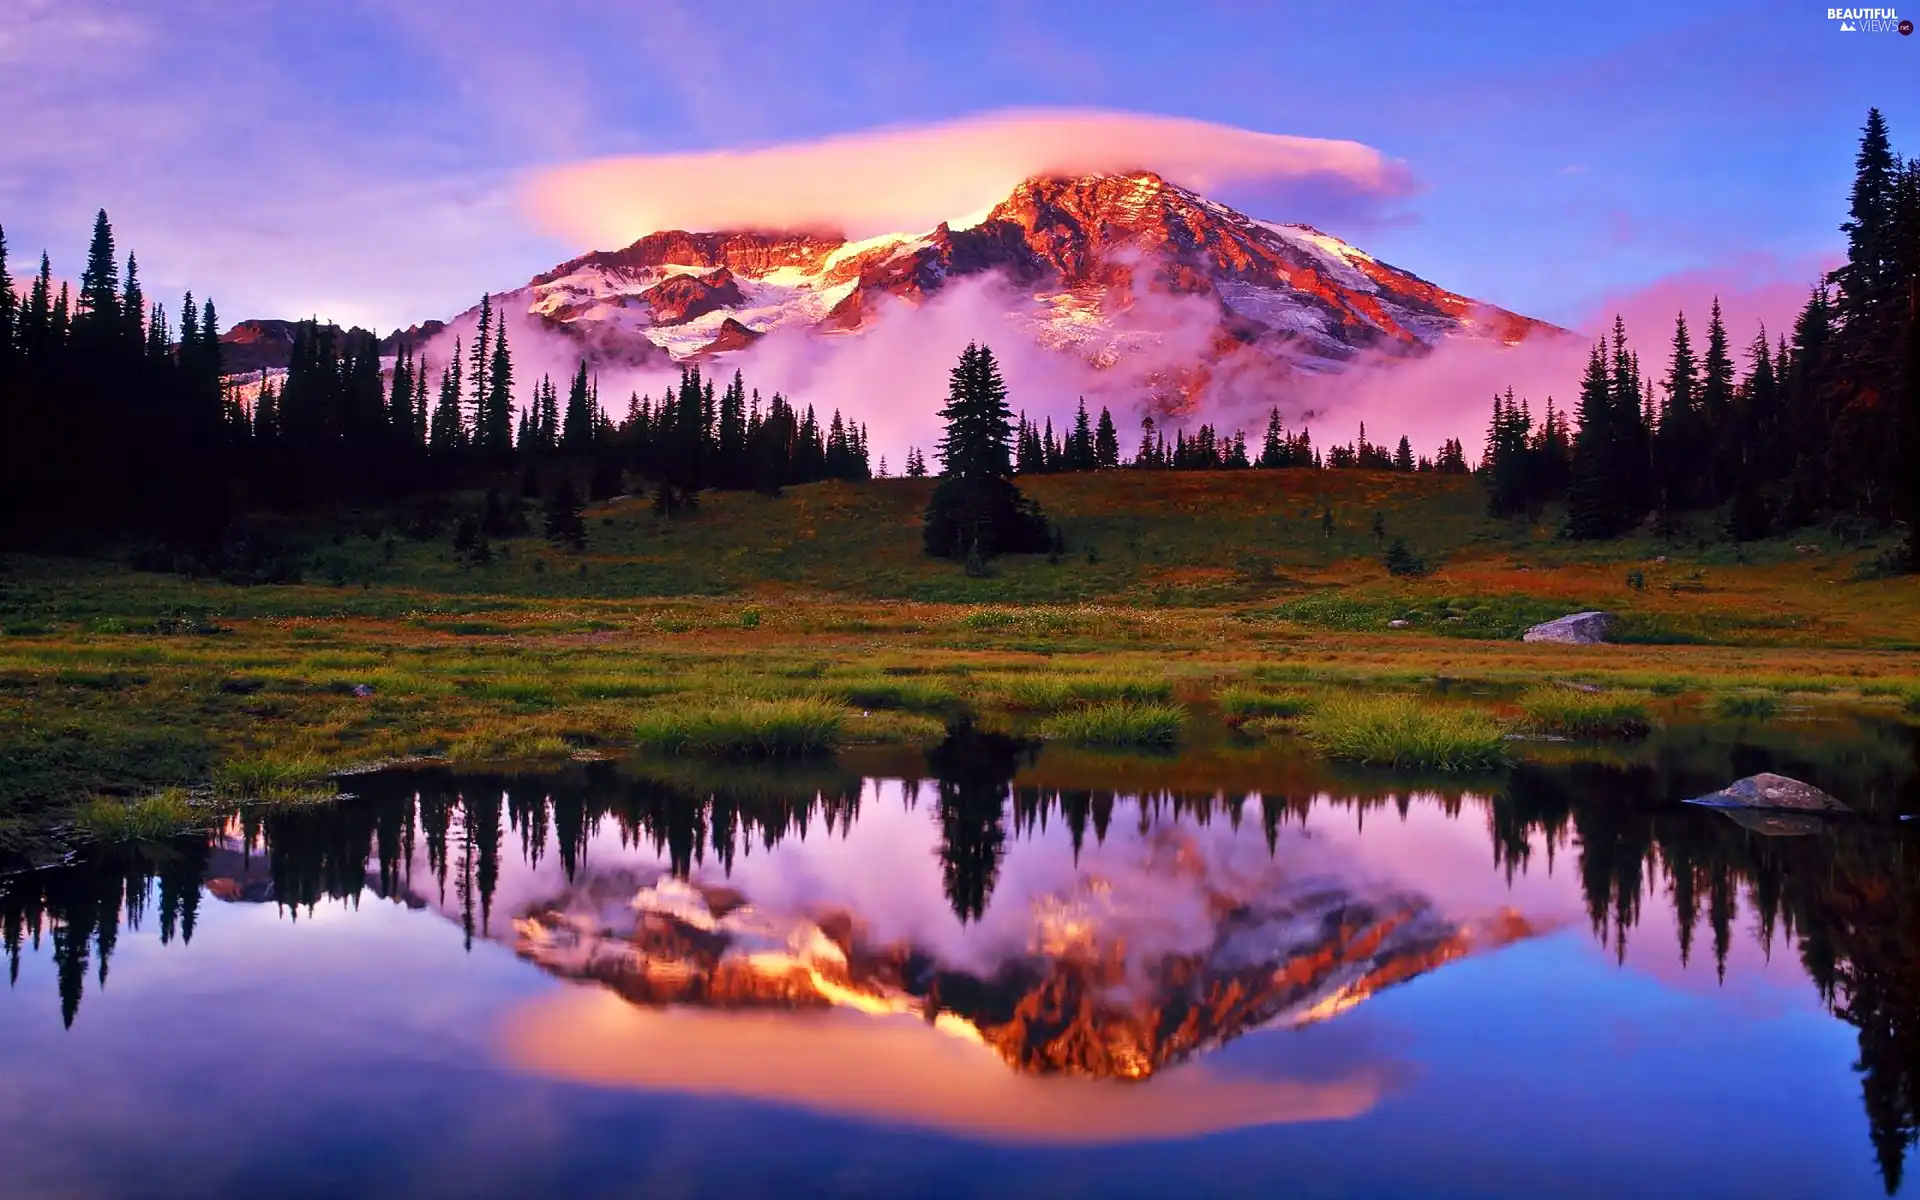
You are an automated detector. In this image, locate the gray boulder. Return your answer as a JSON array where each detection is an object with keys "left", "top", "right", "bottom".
[
  {"left": 1521, "top": 612, "right": 1616, "bottom": 645},
  {"left": 1685, "top": 772, "right": 1849, "bottom": 814}
]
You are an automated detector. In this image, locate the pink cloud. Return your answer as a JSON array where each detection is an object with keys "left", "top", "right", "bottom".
[
  {"left": 1577, "top": 251, "right": 1836, "bottom": 352},
  {"left": 524, "top": 108, "right": 1415, "bottom": 246}
]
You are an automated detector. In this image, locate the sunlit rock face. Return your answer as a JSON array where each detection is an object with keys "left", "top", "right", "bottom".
[
  {"left": 511, "top": 829, "right": 1533, "bottom": 1081},
  {"left": 430, "top": 171, "right": 1563, "bottom": 407}
]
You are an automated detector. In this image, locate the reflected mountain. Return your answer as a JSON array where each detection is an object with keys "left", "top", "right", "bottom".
[{"left": 3, "top": 714, "right": 1917, "bottom": 1186}]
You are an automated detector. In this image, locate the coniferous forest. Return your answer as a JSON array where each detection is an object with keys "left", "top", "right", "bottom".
[{"left": 0, "top": 111, "right": 1911, "bottom": 571}]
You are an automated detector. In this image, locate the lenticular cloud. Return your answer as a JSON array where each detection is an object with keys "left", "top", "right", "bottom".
[{"left": 525, "top": 109, "right": 1415, "bottom": 246}]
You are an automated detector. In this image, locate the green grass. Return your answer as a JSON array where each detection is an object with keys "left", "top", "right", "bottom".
[
  {"left": 1302, "top": 694, "right": 1509, "bottom": 771},
  {"left": 1714, "top": 692, "right": 1781, "bottom": 720},
  {"left": 213, "top": 753, "right": 333, "bottom": 799},
  {"left": 1517, "top": 686, "right": 1655, "bottom": 738},
  {"left": 1037, "top": 701, "right": 1186, "bottom": 746},
  {"left": 445, "top": 727, "right": 575, "bottom": 762},
  {"left": 835, "top": 676, "right": 961, "bottom": 714},
  {"left": 1218, "top": 685, "right": 1313, "bottom": 722},
  {"left": 987, "top": 671, "right": 1175, "bottom": 712},
  {"left": 633, "top": 698, "right": 846, "bottom": 758},
  {"left": 76, "top": 790, "right": 206, "bottom": 841}
]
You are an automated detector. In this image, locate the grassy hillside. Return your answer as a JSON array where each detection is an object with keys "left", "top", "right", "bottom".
[{"left": 2, "top": 469, "right": 1914, "bottom": 860}]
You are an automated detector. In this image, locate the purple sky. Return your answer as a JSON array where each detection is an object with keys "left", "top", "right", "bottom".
[{"left": 2, "top": 0, "right": 1914, "bottom": 337}]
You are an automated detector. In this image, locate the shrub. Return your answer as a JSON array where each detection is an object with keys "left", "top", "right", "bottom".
[
  {"left": 1303, "top": 694, "right": 1508, "bottom": 771},
  {"left": 635, "top": 698, "right": 844, "bottom": 758},
  {"left": 1518, "top": 687, "right": 1654, "bottom": 738},
  {"left": 1383, "top": 538, "right": 1427, "bottom": 577},
  {"left": 1037, "top": 702, "right": 1185, "bottom": 746}
]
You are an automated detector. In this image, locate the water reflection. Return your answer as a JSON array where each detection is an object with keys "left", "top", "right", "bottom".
[{"left": 2, "top": 715, "right": 1917, "bottom": 1189}]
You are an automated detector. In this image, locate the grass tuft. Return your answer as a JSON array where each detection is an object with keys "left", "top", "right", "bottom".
[
  {"left": 1037, "top": 701, "right": 1185, "bottom": 746},
  {"left": 1303, "top": 694, "right": 1508, "bottom": 771},
  {"left": 988, "top": 672, "right": 1173, "bottom": 712},
  {"left": 77, "top": 789, "right": 206, "bottom": 842},
  {"left": 634, "top": 698, "right": 844, "bottom": 758},
  {"left": 1517, "top": 686, "right": 1654, "bottom": 738},
  {"left": 1714, "top": 692, "right": 1780, "bottom": 720},
  {"left": 1217, "top": 685, "right": 1313, "bottom": 723},
  {"left": 444, "top": 727, "right": 574, "bottom": 762},
  {"left": 214, "top": 753, "right": 331, "bottom": 799}
]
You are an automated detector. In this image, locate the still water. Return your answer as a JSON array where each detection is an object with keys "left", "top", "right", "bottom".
[{"left": 2, "top": 717, "right": 1916, "bottom": 1199}]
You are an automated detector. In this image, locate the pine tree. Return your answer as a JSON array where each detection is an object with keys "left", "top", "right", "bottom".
[
  {"left": 1567, "top": 341, "right": 1618, "bottom": 539},
  {"left": 431, "top": 340, "right": 465, "bottom": 452},
  {"left": 923, "top": 343, "right": 1049, "bottom": 559},
  {"left": 1655, "top": 310, "right": 1701, "bottom": 518},
  {"left": 1835, "top": 108, "right": 1902, "bottom": 322},
  {"left": 563, "top": 360, "right": 594, "bottom": 453},
  {"left": 482, "top": 319, "right": 514, "bottom": 458},
  {"left": 119, "top": 253, "right": 144, "bottom": 351},
  {"left": 543, "top": 477, "right": 587, "bottom": 550},
  {"left": 468, "top": 295, "right": 492, "bottom": 439},
  {"left": 1393, "top": 435, "right": 1414, "bottom": 473},
  {"left": 1699, "top": 297, "right": 1735, "bottom": 503},
  {"left": 1094, "top": 406, "right": 1120, "bottom": 469},
  {"left": 75, "top": 209, "right": 119, "bottom": 341},
  {"left": 1069, "top": 397, "right": 1094, "bottom": 470},
  {"left": 0, "top": 224, "right": 14, "bottom": 374}
]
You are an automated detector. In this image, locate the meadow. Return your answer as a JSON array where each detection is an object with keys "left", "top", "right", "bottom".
[{"left": 3, "top": 470, "right": 1915, "bottom": 858}]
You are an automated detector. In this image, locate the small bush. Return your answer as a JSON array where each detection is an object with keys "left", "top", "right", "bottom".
[
  {"left": 77, "top": 790, "right": 205, "bottom": 842},
  {"left": 1715, "top": 692, "right": 1780, "bottom": 720},
  {"left": 1518, "top": 687, "right": 1654, "bottom": 738},
  {"left": 1383, "top": 538, "right": 1427, "bottom": 577},
  {"left": 1218, "top": 685, "right": 1312, "bottom": 723},
  {"left": 1303, "top": 694, "right": 1508, "bottom": 771},
  {"left": 1037, "top": 702, "right": 1185, "bottom": 746},
  {"left": 634, "top": 698, "right": 844, "bottom": 758}
]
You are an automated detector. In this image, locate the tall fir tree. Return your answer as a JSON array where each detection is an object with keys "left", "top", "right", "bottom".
[
  {"left": 482, "top": 319, "right": 514, "bottom": 458},
  {"left": 1567, "top": 341, "right": 1618, "bottom": 539},
  {"left": 923, "top": 343, "right": 1049, "bottom": 559}
]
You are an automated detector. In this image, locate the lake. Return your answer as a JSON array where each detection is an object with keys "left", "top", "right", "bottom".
[{"left": 3, "top": 715, "right": 1916, "bottom": 1199}]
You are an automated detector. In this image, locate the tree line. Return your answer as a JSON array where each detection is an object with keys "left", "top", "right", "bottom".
[{"left": 1481, "top": 108, "right": 1918, "bottom": 563}]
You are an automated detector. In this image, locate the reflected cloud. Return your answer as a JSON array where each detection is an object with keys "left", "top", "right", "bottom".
[{"left": 500, "top": 986, "right": 1389, "bottom": 1145}]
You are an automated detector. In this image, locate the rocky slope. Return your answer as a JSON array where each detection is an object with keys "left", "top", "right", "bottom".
[
  {"left": 447, "top": 171, "right": 1561, "bottom": 406},
  {"left": 509, "top": 858, "right": 1534, "bottom": 1080}
]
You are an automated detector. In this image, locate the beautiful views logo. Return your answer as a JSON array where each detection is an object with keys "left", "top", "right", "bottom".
[{"left": 1826, "top": 6, "right": 1909, "bottom": 31}]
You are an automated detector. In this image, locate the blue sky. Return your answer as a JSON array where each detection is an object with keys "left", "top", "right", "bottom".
[{"left": 2, "top": 0, "right": 1913, "bottom": 332}]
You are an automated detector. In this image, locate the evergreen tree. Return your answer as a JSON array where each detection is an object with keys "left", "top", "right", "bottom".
[
  {"left": 543, "top": 477, "right": 587, "bottom": 550},
  {"left": 1567, "top": 341, "right": 1618, "bottom": 539},
  {"left": 563, "top": 360, "right": 594, "bottom": 453},
  {"left": 481, "top": 319, "right": 514, "bottom": 458},
  {"left": 1393, "top": 435, "right": 1414, "bottom": 473},
  {"left": 468, "top": 295, "right": 492, "bottom": 438},
  {"left": 75, "top": 209, "right": 119, "bottom": 342},
  {"left": 1655, "top": 310, "right": 1701, "bottom": 518},
  {"left": 1068, "top": 397, "right": 1094, "bottom": 470},
  {"left": 119, "top": 253, "right": 144, "bottom": 351},
  {"left": 923, "top": 343, "right": 1049, "bottom": 559},
  {"left": 431, "top": 341, "right": 465, "bottom": 452},
  {"left": 1093, "top": 406, "right": 1120, "bottom": 469},
  {"left": 1699, "top": 297, "right": 1735, "bottom": 502}
]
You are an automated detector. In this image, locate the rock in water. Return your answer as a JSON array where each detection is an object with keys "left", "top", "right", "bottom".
[
  {"left": 1685, "top": 772, "right": 1849, "bottom": 814},
  {"left": 1521, "top": 612, "right": 1616, "bottom": 644}
]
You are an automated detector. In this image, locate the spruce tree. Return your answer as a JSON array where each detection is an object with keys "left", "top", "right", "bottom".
[
  {"left": 543, "top": 477, "right": 587, "bottom": 550},
  {"left": 1655, "top": 310, "right": 1700, "bottom": 517},
  {"left": 468, "top": 295, "right": 492, "bottom": 437},
  {"left": 482, "top": 319, "right": 514, "bottom": 458},
  {"left": 75, "top": 209, "right": 119, "bottom": 340},
  {"left": 1567, "top": 342, "right": 1617, "bottom": 539},
  {"left": 1699, "top": 297, "right": 1735, "bottom": 502},
  {"left": 120, "top": 253, "right": 144, "bottom": 351},
  {"left": 563, "top": 360, "right": 593, "bottom": 453},
  {"left": 1094, "top": 406, "right": 1120, "bottom": 469},
  {"left": 0, "top": 224, "right": 14, "bottom": 373},
  {"left": 922, "top": 343, "right": 1049, "bottom": 559}
]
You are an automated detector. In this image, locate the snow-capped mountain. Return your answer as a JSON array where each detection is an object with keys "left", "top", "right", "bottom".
[{"left": 471, "top": 170, "right": 1559, "bottom": 405}]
